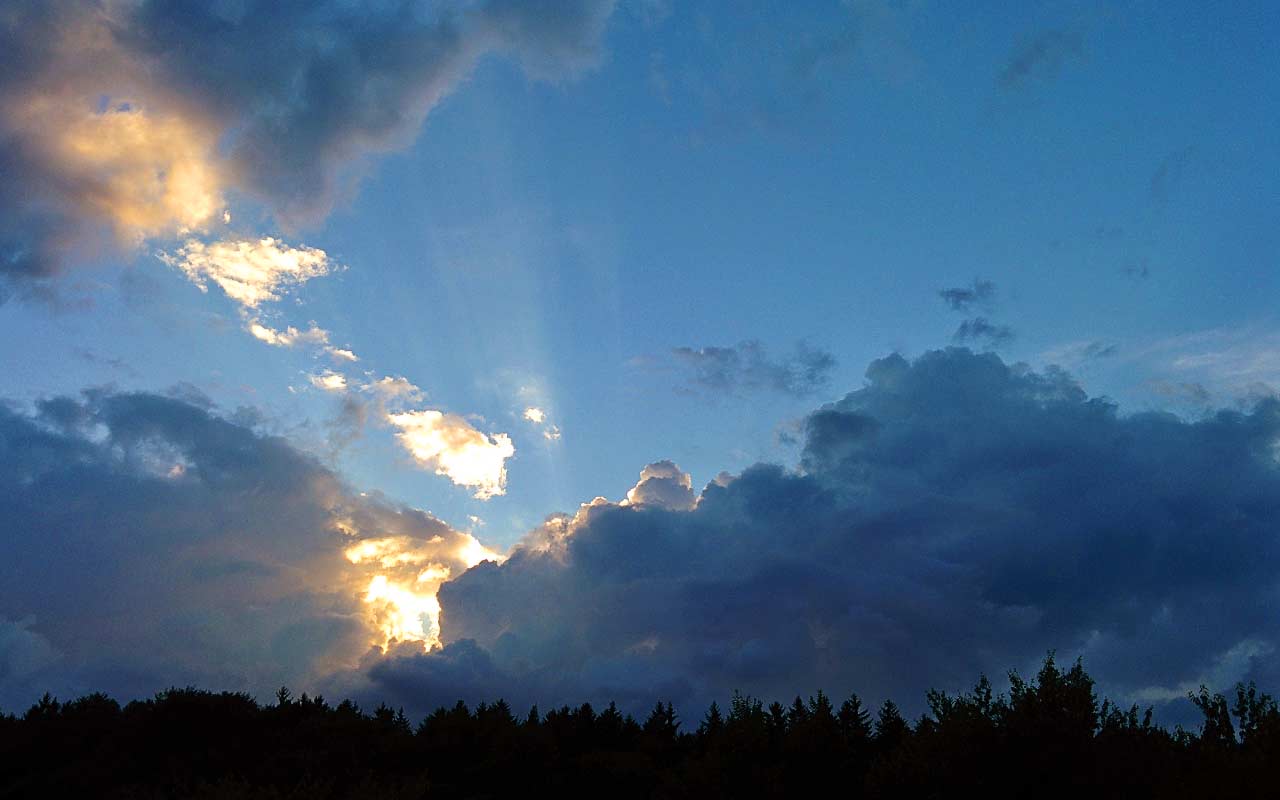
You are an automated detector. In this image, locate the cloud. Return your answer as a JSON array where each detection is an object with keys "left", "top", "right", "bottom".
[
  {"left": 623, "top": 460, "right": 696, "bottom": 511},
  {"left": 9, "top": 350, "right": 1280, "bottom": 724},
  {"left": 387, "top": 410, "right": 516, "bottom": 500},
  {"left": 953, "top": 317, "right": 1014, "bottom": 348},
  {"left": 1041, "top": 340, "right": 1118, "bottom": 367},
  {"left": 672, "top": 340, "right": 836, "bottom": 397},
  {"left": 160, "top": 237, "right": 333, "bottom": 309},
  {"left": 309, "top": 370, "right": 349, "bottom": 393},
  {"left": 341, "top": 348, "right": 1280, "bottom": 721},
  {"left": 0, "top": 389, "right": 489, "bottom": 710},
  {"left": 248, "top": 320, "right": 329, "bottom": 348},
  {"left": 998, "top": 28, "right": 1085, "bottom": 90},
  {"left": 938, "top": 279, "right": 996, "bottom": 311},
  {"left": 522, "top": 406, "right": 562, "bottom": 442},
  {"left": 0, "top": 0, "right": 616, "bottom": 297}
]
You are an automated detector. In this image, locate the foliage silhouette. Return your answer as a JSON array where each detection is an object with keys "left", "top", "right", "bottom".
[{"left": 1, "top": 654, "right": 1278, "bottom": 798}]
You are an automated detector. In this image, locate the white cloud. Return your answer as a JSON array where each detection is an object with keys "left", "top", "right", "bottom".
[
  {"left": 310, "top": 370, "right": 348, "bottom": 393},
  {"left": 363, "top": 376, "right": 425, "bottom": 412},
  {"left": 160, "top": 237, "right": 333, "bottom": 308},
  {"left": 623, "top": 460, "right": 695, "bottom": 510},
  {"left": 248, "top": 319, "right": 331, "bottom": 348},
  {"left": 387, "top": 410, "right": 515, "bottom": 500},
  {"left": 523, "top": 407, "right": 546, "bottom": 424},
  {"left": 326, "top": 347, "right": 359, "bottom": 363}
]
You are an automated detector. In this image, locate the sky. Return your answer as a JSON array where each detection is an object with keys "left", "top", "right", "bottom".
[{"left": 1, "top": 0, "right": 1278, "bottom": 722}]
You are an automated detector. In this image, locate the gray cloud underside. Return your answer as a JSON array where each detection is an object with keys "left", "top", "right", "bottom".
[{"left": 363, "top": 348, "right": 1280, "bottom": 719}]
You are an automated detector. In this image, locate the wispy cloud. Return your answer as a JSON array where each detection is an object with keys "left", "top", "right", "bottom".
[
  {"left": 672, "top": 340, "right": 835, "bottom": 397},
  {"left": 953, "top": 317, "right": 1014, "bottom": 348},
  {"left": 938, "top": 278, "right": 996, "bottom": 312}
]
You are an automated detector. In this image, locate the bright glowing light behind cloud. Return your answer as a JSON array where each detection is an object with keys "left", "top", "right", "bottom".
[
  {"left": 388, "top": 410, "right": 515, "bottom": 499},
  {"left": 160, "top": 237, "right": 332, "bottom": 308},
  {"left": 342, "top": 530, "right": 505, "bottom": 649}
]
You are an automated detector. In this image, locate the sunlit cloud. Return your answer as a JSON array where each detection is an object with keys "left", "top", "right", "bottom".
[
  {"left": 248, "top": 319, "right": 359, "bottom": 363},
  {"left": 522, "top": 405, "right": 561, "bottom": 442},
  {"left": 159, "top": 237, "right": 333, "bottom": 308},
  {"left": 13, "top": 100, "right": 224, "bottom": 244},
  {"left": 248, "top": 320, "right": 330, "bottom": 348},
  {"left": 341, "top": 529, "right": 505, "bottom": 649},
  {"left": 309, "top": 370, "right": 348, "bottom": 393},
  {"left": 363, "top": 376, "right": 424, "bottom": 411},
  {"left": 387, "top": 410, "right": 515, "bottom": 499}
]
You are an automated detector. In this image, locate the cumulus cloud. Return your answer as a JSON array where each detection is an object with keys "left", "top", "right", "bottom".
[
  {"left": 523, "top": 407, "right": 546, "bottom": 424},
  {"left": 623, "top": 460, "right": 696, "bottom": 511},
  {"left": 0, "top": 0, "right": 616, "bottom": 297},
  {"left": 159, "top": 237, "right": 333, "bottom": 308},
  {"left": 0, "top": 389, "right": 490, "bottom": 710},
  {"left": 387, "top": 410, "right": 516, "bottom": 500},
  {"left": 672, "top": 340, "right": 836, "bottom": 397},
  {"left": 340, "top": 348, "right": 1280, "bottom": 721}
]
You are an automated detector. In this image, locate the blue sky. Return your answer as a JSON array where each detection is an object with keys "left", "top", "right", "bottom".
[
  {"left": 5, "top": 1, "right": 1275, "bottom": 546},
  {"left": 1, "top": 1, "right": 1278, "bottom": 715}
]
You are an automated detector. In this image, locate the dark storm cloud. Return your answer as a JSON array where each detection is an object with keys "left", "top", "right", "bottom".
[
  {"left": 0, "top": 389, "right": 476, "bottom": 711},
  {"left": 0, "top": 0, "right": 615, "bottom": 296},
  {"left": 952, "top": 317, "right": 1014, "bottom": 348},
  {"left": 671, "top": 340, "right": 836, "bottom": 397},
  {"left": 998, "top": 27, "right": 1085, "bottom": 89},
  {"left": 353, "top": 348, "right": 1280, "bottom": 720},
  {"left": 938, "top": 279, "right": 996, "bottom": 311}
]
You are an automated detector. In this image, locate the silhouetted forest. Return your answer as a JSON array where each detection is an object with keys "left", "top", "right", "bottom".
[{"left": 3, "top": 655, "right": 1278, "bottom": 798}]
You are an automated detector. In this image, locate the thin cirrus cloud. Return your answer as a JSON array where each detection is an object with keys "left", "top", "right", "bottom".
[{"left": 0, "top": 0, "right": 616, "bottom": 297}]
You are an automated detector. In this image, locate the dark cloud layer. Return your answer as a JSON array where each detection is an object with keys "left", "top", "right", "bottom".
[
  {"left": 359, "top": 348, "right": 1280, "bottom": 720},
  {"left": 0, "top": 0, "right": 614, "bottom": 294},
  {"left": 672, "top": 340, "right": 836, "bottom": 397},
  {"left": 6, "top": 350, "right": 1280, "bottom": 725},
  {"left": 0, "top": 389, "right": 477, "bottom": 711}
]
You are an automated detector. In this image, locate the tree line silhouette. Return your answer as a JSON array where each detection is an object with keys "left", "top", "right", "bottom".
[{"left": 2, "top": 654, "right": 1277, "bottom": 798}]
